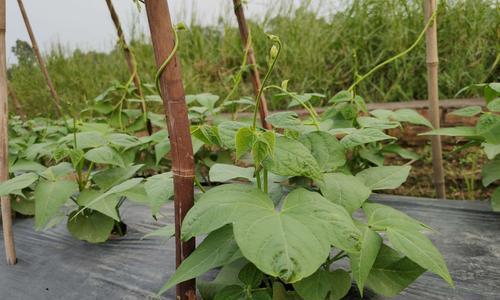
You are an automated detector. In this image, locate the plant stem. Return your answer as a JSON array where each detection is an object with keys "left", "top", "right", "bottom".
[
  {"left": 347, "top": 9, "right": 437, "bottom": 93},
  {"left": 263, "top": 167, "right": 268, "bottom": 193},
  {"left": 264, "top": 85, "right": 321, "bottom": 130},
  {"left": 194, "top": 176, "right": 206, "bottom": 193},
  {"left": 251, "top": 38, "right": 281, "bottom": 130},
  {"left": 255, "top": 167, "right": 262, "bottom": 190}
]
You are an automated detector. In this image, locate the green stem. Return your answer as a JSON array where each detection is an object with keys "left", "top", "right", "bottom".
[
  {"left": 265, "top": 85, "right": 320, "bottom": 130},
  {"left": 255, "top": 167, "right": 262, "bottom": 190},
  {"left": 155, "top": 26, "right": 181, "bottom": 97},
  {"left": 194, "top": 176, "right": 206, "bottom": 193},
  {"left": 252, "top": 38, "right": 282, "bottom": 130},
  {"left": 347, "top": 9, "right": 437, "bottom": 93},
  {"left": 218, "top": 30, "right": 252, "bottom": 107},
  {"left": 263, "top": 168, "right": 268, "bottom": 194}
]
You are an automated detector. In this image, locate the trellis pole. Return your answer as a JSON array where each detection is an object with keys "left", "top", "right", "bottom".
[
  {"left": 17, "top": 0, "right": 62, "bottom": 118},
  {"left": 233, "top": 0, "right": 271, "bottom": 130},
  {"left": 144, "top": 1, "right": 196, "bottom": 299},
  {"left": 105, "top": 0, "right": 152, "bottom": 135},
  {"left": 424, "top": 0, "right": 446, "bottom": 199},
  {"left": 1, "top": 0, "right": 17, "bottom": 265},
  {"left": 7, "top": 83, "right": 26, "bottom": 121}
]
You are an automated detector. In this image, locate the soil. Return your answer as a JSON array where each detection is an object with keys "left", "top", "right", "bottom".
[{"left": 386, "top": 142, "right": 495, "bottom": 201}]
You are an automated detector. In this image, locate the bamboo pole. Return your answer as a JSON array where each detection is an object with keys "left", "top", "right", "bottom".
[
  {"left": 7, "top": 83, "right": 26, "bottom": 121},
  {"left": 144, "top": 1, "right": 196, "bottom": 299},
  {"left": 424, "top": 0, "right": 446, "bottom": 199},
  {"left": 1, "top": 0, "right": 17, "bottom": 265},
  {"left": 233, "top": 0, "right": 271, "bottom": 130},
  {"left": 105, "top": 0, "right": 152, "bottom": 135},
  {"left": 17, "top": 0, "right": 62, "bottom": 118}
]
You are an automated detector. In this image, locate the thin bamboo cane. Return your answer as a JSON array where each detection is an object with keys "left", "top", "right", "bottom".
[
  {"left": 233, "top": 0, "right": 271, "bottom": 130},
  {"left": 17, "top": 0, "right": 62, "bottom": 118},
  {"left": 144, "top": 1, "right": 196, "bottom": 299},
  {"left": 0, "top": 0, "right": 17, "bottom": 265},
  {"left": 424, "top": 0, "right": 446, "bottom": 199},
  {"left": 7, "top": 83, "right": 26, "bottom": 121},
  {"left": 105, "top": 0, "right": 152, "bottom": 135}
]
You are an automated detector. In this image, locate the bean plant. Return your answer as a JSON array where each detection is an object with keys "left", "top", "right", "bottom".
[
  {"left": 157, "top": 35, "right": 453, "bottom": 299},
  {"left": 0, "top": 118, "right": 174, "bottom": 243},
  {"left": 424, "top": 82, "right": 500, "bottom": 211}
]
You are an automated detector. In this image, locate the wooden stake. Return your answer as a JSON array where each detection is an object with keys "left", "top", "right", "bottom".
[
  {"left": 424, "top": 0, "right": 446, "bottom": 199},
  {"left": 233, "top": 0, "right": 271, "bottom": 130},
  {"left": 17, "top": 0, "right": 62, "bottom": 118},
  {"left": 1, "top": 0, "right": 17, "bottom": 265},
  {"left": 105, "top": 0, "right": 152, "bottom": 135},
  {"left": 144, "top": 1, "right": 196, "bottom": 299},
  {"left": 7, "top": 83, "right": 26, "bottom": 121}
]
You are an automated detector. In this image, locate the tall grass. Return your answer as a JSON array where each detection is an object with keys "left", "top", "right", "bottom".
[{"left": 8, "top": 0, "right": 499, "bottom": 117}]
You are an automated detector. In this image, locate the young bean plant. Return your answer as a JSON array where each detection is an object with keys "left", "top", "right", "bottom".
[{"left": 157, "top": 34, "right": 453, "bottom": 299}]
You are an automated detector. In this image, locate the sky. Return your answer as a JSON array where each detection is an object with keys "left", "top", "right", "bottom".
[{"left": 5, "top": 0, "right": 294, "bottom": 64}]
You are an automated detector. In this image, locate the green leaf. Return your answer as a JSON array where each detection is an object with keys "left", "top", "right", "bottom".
[
  {"left": 105, "top": 133, "right": 142, "bottom": 149},
  {"left": 266, "top": 112, "right": 302, "bottom": 129},
  {"left": 293, "top": 269, "right": 351, "bottom": 300},
  {"left": 487, "top": 98, "right": 500, "bottom": 112},
  {"left": 76, "top": 189, "right": 120, "bottom": 221},
  {"left": 387, "top": 227, "right": 453, "bottom": 286},
  {"left": 67, "top": 210, "right": 114, "bottom": 243},
  {"left": 394, "top": 109, "right": 433, "bottom": 128},
  {"left": 144, "top": 172, "right": 174, "bottom": 214},
  {"left": 214, "top": 285, "right": 245, "bottom": 300},
  {"left": 238, "top": 263, "right": 264, "bottom": 288},
  {"left": 159, "top": 225, "right": 242, "bottom": 295},
  {"left": 76, "top": 178, "right": 143, "bottom": 218},
  {"left": 328, "top": 90, "right": 352, "bottom": 104},
  {"left": 482, "top": 157, "right": 500, "bottom": 187},
  {"left": 60, "top": 131, "right": 107, "bottom": 149},
  {"left": 209, "top": 164, "right": 254, "bottom": 182},
  {"left": 362, "top": 202, "right": 429, "bottom": 232},
  {"left": 0, "top": 173, "right": 39, "bottom": 196},
  {"left": 356, "top": 166, "right": 411, "bottom": 190},
  {"left": 341, "top": 128, "right": 395, "bottom": 148},
  {"left": 84, "top": 146, "right": 125, "bottom": 167},
  {"left": 191, "top": 124, "right": 221, "bottom": 146},
  {"left": 154, "top": 140, "right": 171, "bottom": 165},
  {"left": 233, "top": 188, "right": 359, "bottom": 282},
  {"left": 491, "top": 187, "right": 500, "bottom": 212},
  {"left": 319, "top": 173, "right": 371, "bottom": 213},
  {"left": 142, "top": 224, "right": 175, "bottom": 240},
  {"left": 218, "top": 121, "right": 247, "bottom": 149},
  {"left": 483, "top": 143, "right": 500, "bottom": 159},
  {"left": 299, "top": 131, "right": 346, "bottom": 172},
  {"left": 370, "top": 109, "right": 396, "bottom": 120},
  {"left": 476, "top": 114, "right": 500, "bottom": 144},
  {"left": 262, "top": 136, "right": 323, "bottom": 181},
  {"left": 382, "top": 144, "right": 420, "bottom": 160},
  {"left": 39, "top": 162, "right": 73, "bottom": 181},
  {"left": 198, "top": 259, "right": 246, "bottom": 300},
  {"left": 93, "top": 164, "right": 143, "bottom": 190},
  {"left": 359, "top": 148, "right": 385, "bottom": 166},
  {"left": 34, "top": 179, "right": 79, "bottom": 230},
  {"left": 450, "top": 106, "right": 483, "bottom": 117},
  {"left": 366, "top": 244, "right": 425, "bottom": 297},
  {"left": 182, "top": 185, "right": 360, "bottom": 282},
  {"left": 349, "top": 228, "right": 382, "bottom": 295},
  {"left": 252, "top": 131, "right": 275, "bottom": 166},
  {"left": 421, "top": 126, "right": 479, "bottom": 137},
  {"left": 357, "top": 116, "right": 400, "bottom": 130},
  {"left": 10, "top": 160, "right": 46, "bottom": 173},
  {"left": 11, "top": 198, "right": 35, "bottom": 215},
  {"left": 182, "top": 184, "right": 274, "bottom": 238},
  {"left": 235, "top": 127, "right": 255, "bottom": 159}
]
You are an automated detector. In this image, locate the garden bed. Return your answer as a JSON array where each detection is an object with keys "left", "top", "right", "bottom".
[{"left": 1, "top": 195, "right": 499, "bottom": 300}]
